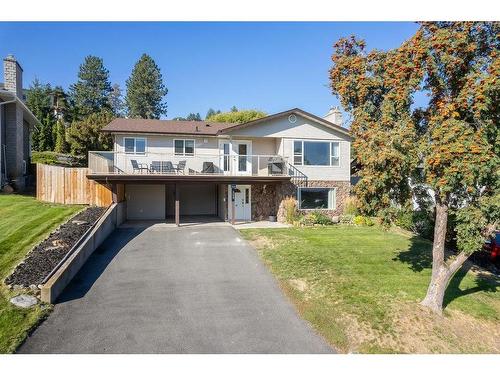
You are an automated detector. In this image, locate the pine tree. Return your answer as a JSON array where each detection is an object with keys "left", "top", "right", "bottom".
[
  {"left": 39, "top": 113, "right": 55, "bottom": 151},
  {"left": 205, "top": 108, "right": 221, "bottom": 119},
  {"left": 26, "top": 79, "right": 52, "bottom": 151},
  {"left": 125, "top": 54, "right": 168, "bottom": 119},
  {"left": 186, "top": 113, "right": 201, "bottom": 121},
  {"left": 230, "top": 105, "right": 238, "bottom": 112},
  {"left": 70, "top": 55, "right": 112, "bottom": 118},
  {"left": 54, "top": 119, "right": 68, "bottom": 154},
  {"left": 109, "top": 83, "right": 125, "bottom": 117}
]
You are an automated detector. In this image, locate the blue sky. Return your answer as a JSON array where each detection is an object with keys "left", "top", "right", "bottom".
[{"left": 0, "top": 22, "right": 419, "bottom": 119}]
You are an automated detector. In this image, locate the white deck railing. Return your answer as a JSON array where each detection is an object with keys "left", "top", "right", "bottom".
[{"left": 88, "top": 151, "right": 292, "bottom": 177}]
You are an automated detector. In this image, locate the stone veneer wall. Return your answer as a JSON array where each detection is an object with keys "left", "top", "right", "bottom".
[
  {"left": 276, "top": 180, "right": 351, "bottom": 223},
  {"left": 251, "top": 183, "right": 278, "bottom": 221}
]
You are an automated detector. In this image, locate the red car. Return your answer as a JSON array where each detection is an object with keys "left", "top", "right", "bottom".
[{"left": 483, "top": 231, "right": 500, "bottom": 263}]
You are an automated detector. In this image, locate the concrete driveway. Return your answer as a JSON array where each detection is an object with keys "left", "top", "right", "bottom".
[{"left": 19, "top": 222, "right": 333, "bottom": 353}]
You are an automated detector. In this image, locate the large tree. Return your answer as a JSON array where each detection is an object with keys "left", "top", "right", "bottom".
[
  {"left": 70, "top": 55, "right": 112, "bottom": 118},
  {"left": 66, "top": 111, "right": 114, "bottom": 159},
  {"left": 206, "top": 109, "right": 266, "bottom": 123},
  {"left": 330, "top": 22, "right": 499, "bottom": 314},
  {"left": 125, "top": 54, "right": 168, "bottom": 119},
  {"left": 109, "top": 83, "right": 125, "bottom": 117},
  {"left": 25, "top": 79, "right": 53, "bottom": 151}
]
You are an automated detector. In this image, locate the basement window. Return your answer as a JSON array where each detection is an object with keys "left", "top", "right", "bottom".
[{"left": 298, "top": 188, "right": 336, "bottom": 210}]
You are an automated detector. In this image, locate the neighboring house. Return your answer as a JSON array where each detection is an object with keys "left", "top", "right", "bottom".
[
  {"left": 88, "top": 107, "right": 352, "bottom": 224},
  {"left": 0, "top": 55, "right": 40, "bottom": 190}
]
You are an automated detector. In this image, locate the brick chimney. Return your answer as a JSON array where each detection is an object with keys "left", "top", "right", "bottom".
[
  {"left": 324, "top": 106, "right": 343, "bottom": 127},
  {"left": 3, "top": 54, "right": 23, "bottom": 98}
]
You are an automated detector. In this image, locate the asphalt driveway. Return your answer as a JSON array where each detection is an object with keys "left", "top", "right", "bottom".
[{"left": 19, "top": 222, "right": 332, "bottom": 353}]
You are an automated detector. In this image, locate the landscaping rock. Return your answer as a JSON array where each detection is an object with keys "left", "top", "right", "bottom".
[
  {"left": 5, "top": 206, "right": 106, "bottom": 287},
  {"left": 2, "top": 184, "right": 14, "bottom": 194},
  {"left": 10, "top": 294, "right": 38, "bottom": 308}
]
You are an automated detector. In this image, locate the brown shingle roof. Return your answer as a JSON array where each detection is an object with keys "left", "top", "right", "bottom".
[{"left": 102, "top": 118, "right": 237, "bottom": 136}]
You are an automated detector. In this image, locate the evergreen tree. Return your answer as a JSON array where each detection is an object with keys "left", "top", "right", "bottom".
[
  {"left": 51, "top": 86, "right": 70, "bottom": 122},
  {"left": 125, "top": 54, "right": 168, "bottom": 119},
  {"left": 109, "top": 83, "right": 125, "bottom": 117},
  {"left": 54, "top": 119, "right": 68, "bottom": 154},
  {"left": 205, "top": 108, "right": 221, "bottom": 119},
  {"left": 70, "top": 55, "right": 112, "bottom": 118},
  {"left": 230, "top": 105, "right": 238, "bottom": 112},
  {"left": 39, "top": 113, "right": 55, "bottom": 151},
  {"left": 186, "top": 113, "right": 202, "bottom": 121},
  {"left": 66, "top": 111, "right": 114, "bottom": 159},
  {"left": 26, "top": 79, "right": 52, "bottom": 151}
]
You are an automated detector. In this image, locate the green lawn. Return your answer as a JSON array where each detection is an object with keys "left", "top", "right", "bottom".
[
  {"left": 241, "top": 226, "right": 500, "bottom": 353},
  {"left": 0, "top": 194, "right": 82, "bottom": 353}
]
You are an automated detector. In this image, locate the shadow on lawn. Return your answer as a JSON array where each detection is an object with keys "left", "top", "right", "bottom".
[{"left": 393, "top": 236, "right": 499, "bottom": 307}]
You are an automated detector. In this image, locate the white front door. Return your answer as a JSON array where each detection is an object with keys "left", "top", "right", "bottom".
[{"left": 227, "top": 185, "right": 251, "bottom": 221}]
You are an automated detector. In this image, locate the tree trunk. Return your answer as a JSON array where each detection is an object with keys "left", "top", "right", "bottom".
[{"left": 420, "top": 199, "right": 470, "bottom": 314}]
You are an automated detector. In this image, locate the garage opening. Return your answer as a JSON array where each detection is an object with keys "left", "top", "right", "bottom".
[{"left": 125, "top": 183, "right": 225, "bottom": 224}]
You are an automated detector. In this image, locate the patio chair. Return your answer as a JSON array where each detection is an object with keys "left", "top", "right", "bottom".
[
  {"left": 201, "top": 161, "right": 215, "bottom": 174},
  {"left": 131, "top": 159, "right": 149, "bottom": 174},
  {"left": 175, "top": 160, "right": 187, "bottom": 174},
  {"left": 150, "top": 161, "right": 161, "bottom": 173},
  {"left": 162, "top": 161, "right": 176, "bottom": 173}
]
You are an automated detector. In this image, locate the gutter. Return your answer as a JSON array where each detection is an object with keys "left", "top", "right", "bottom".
[{"left": 0, "top": 90, "right": 41, "bottom": 131}]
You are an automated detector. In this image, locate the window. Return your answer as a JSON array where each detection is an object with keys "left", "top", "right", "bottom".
[
  {"left": 174, "top": 139, "right": 195, "bottom": 156},
  {"left": 124, "top": 137, "right": 146, "bottom": 154},
  {"left": 331, "top": 142, "right": 339, "bottom": 166},
  {"left": 298, "top": 188, "right": 336, "bottom": 210},
  {"left": 293, "top": 141, "right": 303, "bottom": 165},
  {"left": 293, "top": 140, "right": 340, "bottom": 166}
]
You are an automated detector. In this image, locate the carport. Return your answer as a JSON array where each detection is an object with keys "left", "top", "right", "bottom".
[
  {"left": 125, "top": 183, "right": 225, "bottom": 222},
  {"left": 88, "top": 174, "right": 292, "bottom": 226}
]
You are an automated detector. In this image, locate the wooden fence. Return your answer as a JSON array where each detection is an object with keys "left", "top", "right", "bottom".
[{"left": 36, "top": 164, "right": 112, "bottom": 206}]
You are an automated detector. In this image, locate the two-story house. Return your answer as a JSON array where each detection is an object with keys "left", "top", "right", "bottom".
[
  {"left": 0, "top": 54, "right": 40, "bottom": 191},
  {"left": 87, "top": 107, "right": 351, "bottom": 225}
]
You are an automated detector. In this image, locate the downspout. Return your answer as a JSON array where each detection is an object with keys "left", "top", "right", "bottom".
[{"left": 0, "top": 99, "right": 17, "bottom": 188}]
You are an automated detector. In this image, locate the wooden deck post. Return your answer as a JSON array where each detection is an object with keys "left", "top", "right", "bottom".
[{"left": 175, "top": 183, "right": 180, "bottom": 227}]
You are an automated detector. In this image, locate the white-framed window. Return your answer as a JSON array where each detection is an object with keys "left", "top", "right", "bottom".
[
  {"left": 174, "top": 139, "right": 195, "bottom": 156},
  {"left": 293, "top": 140, "right": 340, "bottom": 167},
  {"left": 124, "top": 137, "right": 146, "bottom": 154},
  {"left": 297, "top": 187, "right": 336, "bottom": 210}
]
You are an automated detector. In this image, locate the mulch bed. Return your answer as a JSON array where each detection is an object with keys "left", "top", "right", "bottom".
[{"left": 5, "top": 206, "right": 107, "bottom": 288}]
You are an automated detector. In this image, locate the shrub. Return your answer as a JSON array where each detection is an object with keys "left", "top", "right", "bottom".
[
  {"left": 353, "top": 215, "right": 366, "bottom": 225},
  {"left": 339, "top": 214, "right": 354, "bottom": 224},
  {"left": 298, "top": 211, "right": 332, "bottom": 226},
  {"left": 282, "top": 197, "right": 299, "bottom": 224},
  {"left": 343, "top": 196, "right": 360, "bottom": 216}
]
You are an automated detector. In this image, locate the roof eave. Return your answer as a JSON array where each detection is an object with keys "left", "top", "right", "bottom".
[{"left": 0, "top": 90, "right": 41, "bottom": 130}]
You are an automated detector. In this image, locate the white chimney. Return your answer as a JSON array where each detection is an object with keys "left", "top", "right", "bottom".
[
  {"left": 324, "top": 106, "right": 343, "bottom": 126},
  {"left": 3, "top": 54, "right": 23, "bottom": 98}
]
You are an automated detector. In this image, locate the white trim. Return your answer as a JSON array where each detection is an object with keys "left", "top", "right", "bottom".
[
  {"left": 297, "top": 187, "right": 337, "bottom": 210},
  {"left": 124, "top": 136, "right": 147, "bottom": 155},
  {"left": 173, "top": 138, "right": 196, "bottom": 157},
  {"left": 231, "top": 140, "right": 252, "bottom": 176}
]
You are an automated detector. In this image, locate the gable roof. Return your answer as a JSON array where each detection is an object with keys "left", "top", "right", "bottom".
[
  {"left": 218, "top": 108, "right": 352, "bottom": 139},
  {"left": 102, "top": 108, "right": 351, "bottom": 139},
  {"left": 102, "top": 118, "right": 237, "bottom": 136}
]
